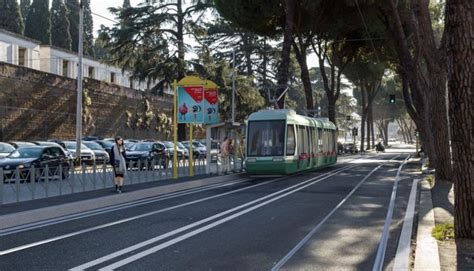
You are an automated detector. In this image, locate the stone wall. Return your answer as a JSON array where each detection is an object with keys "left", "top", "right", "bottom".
[{"left": 0, "top": 62, "right": 173, "bottom": 141}]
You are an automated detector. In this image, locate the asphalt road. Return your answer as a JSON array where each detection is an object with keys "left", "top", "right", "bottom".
[{"left": 0, "top": 150, "right": 419, "bottom": 270}]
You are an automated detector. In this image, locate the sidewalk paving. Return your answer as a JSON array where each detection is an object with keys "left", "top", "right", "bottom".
[{"left": 431, "top": 179, "right": 474, "bottom": 271}]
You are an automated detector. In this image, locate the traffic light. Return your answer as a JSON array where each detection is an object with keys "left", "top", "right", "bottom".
[
  {"left": 352, "top": 127, "right": 358, "bottom": 136},
  {"left": 389, "top": 94, "right": 396, "bottom": 104}
]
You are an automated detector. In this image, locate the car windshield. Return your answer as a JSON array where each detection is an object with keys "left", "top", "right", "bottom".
[
  {"left": 163, "top": 142, "right": 174, "bottom": 148},
  {"left": 130, "top": 143, "right": 152, "bottom": 151},
  {"left": 177, "top": 142, "right": 186, "bottom": 149},
  {"left": 64, "top": 142, "right": 90, "bottom": 150},
  {"left": 8, "top": 148, "right": 43, "bottom": 158},
  {"left": 247, "top": 120, "right": 285, "bottom": 156},
  {"left": 83, "top": 142, "right": 104, "bottom": 150},
  {"left": 0, "top": 143, "right": 15, "bottom": 153}
]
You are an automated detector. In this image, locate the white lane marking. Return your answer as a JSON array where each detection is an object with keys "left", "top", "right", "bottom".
[
  {"left": 0, "top": 179, "right": 245, "bottom": 236},
  {"left": 71, "top": 165, "right": 356, "bottom": 271},
  {"left": 393, "top": 178, "right": 419, "bottom": 270},
  {"left": 271, "top": 154, "right": 402, "bottom": 270},
  {"left": 0, "top": 177, "right": 286, "bottom": 256},
  {"left": 372, "top": 155, "right": 411, "bottom": 271},
  {"left": 88, "top": 167, "right": 359, "bottom": 270}
]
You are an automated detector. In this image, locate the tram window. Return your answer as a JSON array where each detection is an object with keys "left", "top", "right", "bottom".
[
  {"left": 311, "top": 127, "right": 316, "bottom": 154},
  {"left": 318, "top": 128, "right": 323, "bottom": 152},
  {"left": 286, "top": 125, "right": 295, "bottom": 155},
  {"left": 307, "top": 127, "right": 312, "bottom": 154},
  {"left": 247, "top": 121, "right": 285, "bottom": 156}
]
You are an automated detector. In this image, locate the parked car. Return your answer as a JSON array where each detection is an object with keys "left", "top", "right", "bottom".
[
  {"left": 9, "top": 141, "right": 36, "bottom": 149},
  {"left": 126, "top": 142, "right": 169, "bottom": 168},
  {"left": 32, "top": 141, "right": 74, "bottom": 161},
  {"left": 182, "top": 141, "right": 207, "bottom": 158},
  {"left": 0, "top": 146, "right": 70, "bottom": 182},
  {"left": 82, "top": 136, "right": 100, "bottom": 141},
  {"left": 52, "top": 140, "right": 96, "bottom": 165},
  {"left": 94, "top": 140, "right": 115, "bottom": 154},
  {"left": 343, "top": 143, "right": 358, "bottom": 153},
  {"left": 161, "top": 141, "right": 184, "bottom": 159},
  {"left": 124, "top": 140, "right": 136, "bottom": 150},
  {"left": 0, "top": 142, "right": 15, "bottom": 158},
  {"left": 176, "top": 142, "right": 189, "bottom": 158},
  {"left": 82, "top": 141, "right": 110, "bottom": 163}
]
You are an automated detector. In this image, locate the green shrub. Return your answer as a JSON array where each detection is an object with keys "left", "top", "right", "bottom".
[
  {"left": 426, "top": 174, "right": 435, "bottom": 187},
  {"left": 432, "top": 223, "right": 455, "bottom": 241}
]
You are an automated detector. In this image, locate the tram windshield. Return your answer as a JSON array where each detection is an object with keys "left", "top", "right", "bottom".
[{"left": 247, "top": 121, "right": 285, "bottom": 156}]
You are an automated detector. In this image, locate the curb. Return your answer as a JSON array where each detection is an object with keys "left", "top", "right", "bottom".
[
  {"left": 0, "top": 173, "right": 246, "bottom": 230},
  {"left": 414, "top": 178, "right": 441, "bottom": 270}
]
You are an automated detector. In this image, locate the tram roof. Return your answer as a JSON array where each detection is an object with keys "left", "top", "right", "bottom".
[{"left": 248, "top": 109, "right": 336, "bottom": 130}]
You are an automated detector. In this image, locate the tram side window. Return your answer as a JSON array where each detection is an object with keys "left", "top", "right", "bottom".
[
  {"left": 297, "top": 126, "right": 307, "bottom": 154},
  {"left": 247, "top": 121, "right": 285, "bottom": 156},
  {"left": 286, "top": 125, "right": 295, "bottom": 155},
  {"left": 311, "top": 127, "right": 317, "bottom": 154},
  {"left": 318, "top": 128, "right": 323, "bottom": 152},
  {"left": 332, "top": 130, "right": 336, "bottom": 153}
]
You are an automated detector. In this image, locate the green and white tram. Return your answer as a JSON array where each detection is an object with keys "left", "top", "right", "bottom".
[{"left": 245, "top": 109, "right": 337, "bottom": 175}]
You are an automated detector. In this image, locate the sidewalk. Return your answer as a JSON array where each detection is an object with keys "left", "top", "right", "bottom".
[{"left": 431, "top": 179, "right": 474, "bottom": 270}]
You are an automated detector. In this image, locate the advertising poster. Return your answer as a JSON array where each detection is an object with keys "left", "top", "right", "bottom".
[
  {"left": 204, "top": 88, "right": 219, "bottom": 124},
  {"left": 177, "top": 86, "right": 204, "bottom": 123}
]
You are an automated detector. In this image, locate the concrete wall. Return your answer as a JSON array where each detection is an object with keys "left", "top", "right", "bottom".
[{"left": 0, "top": 62, "right": 173, "bottom": 141}]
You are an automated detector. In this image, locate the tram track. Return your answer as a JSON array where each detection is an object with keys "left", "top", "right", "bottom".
[{"left": 0, "top": 154, "right": 400, "bottom": 271}]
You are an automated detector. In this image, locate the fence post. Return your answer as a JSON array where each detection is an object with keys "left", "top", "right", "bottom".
[
  {"left": 81, "top": 163, "right": 86, "bottom": 192},
  {"left": 30, "top": 166, "right": 35, "bottom": 200},
  {"left": 92, "top": 160, "right": 97, "bottom": 191},
  {"left": 59, "top": 164, "right": 63, "bottom": 196},
  {"left": 15, "top": 168, "right": 20, "bottom": 202},
  {"left": 102, "top": 160, "right": 107, "bottom": 189},
  {"left": 0, "top": 168, "right": 4, "bottom": 204},
  {"left": 44, "top": 165, "right": 49, "bottom": 198}
]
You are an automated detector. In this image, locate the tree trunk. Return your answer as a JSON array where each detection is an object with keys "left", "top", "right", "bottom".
[
  {"left": 446, "top": 0, "right": 474, "bottom": 239},
  {"left": 293, "top": 38, "right": 314, "bottom": 113},
  {"left": 428, "top": 76, "right": 452, "bottom": 181},
  {"left": 370, "top": 106, "right": 375, "bottom": 147},
  {"left": 383, "top": 121, "right": 389, "bottom": 146},
  {"left": 366, "top": 114, "right": 371, "bottom": 149},
  {"left": 360, "top": 85, "right": 367, "bottom": 151},
  {"left": 275, "top": 0, "right": 295, "bottom": 108}
]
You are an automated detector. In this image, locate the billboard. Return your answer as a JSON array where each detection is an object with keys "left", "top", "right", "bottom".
[
  {"left": 204, "top": 88, "right": 218, "bottom": 124},
  {"left": 177, "top": 86, "right": 204, "bottom": 123}
]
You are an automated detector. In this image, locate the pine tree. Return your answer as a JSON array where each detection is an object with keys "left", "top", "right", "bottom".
[
  {"left": 51, "top": 0, "right": 71, "bottom": 50},
  {"left": 82, "top": 0, "right": 94, "bottom": 56},
  {"left": 20, "top": 0, "right": 30, "bottom": 23},
  {"left": 66, "top": 0, "right": 79, "bottom": 51},
  {"left": 25, "top": 0, "right": 50, "bottom": 44},
  {"left": 0, "top": 0, "right": 25, "bottom": 34},
  {"left": 123, "top": 0, "right": 130, "bottom": 8}
]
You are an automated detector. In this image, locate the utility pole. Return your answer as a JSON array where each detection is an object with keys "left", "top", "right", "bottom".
[
  {"left": 231, "top": 48, "right": 236, "bottom": 123},
  {"left": 75, "top": 0, "right": 84, "bottom": 162}
]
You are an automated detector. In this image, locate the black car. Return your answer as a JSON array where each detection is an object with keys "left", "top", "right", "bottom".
[
  {"left": 343, "top": 143, "right": 359, "bottom": 153},
  {"left": 83, "top": 141, "right": 110, "bottom": 163},
  {"left": 0, "top": 146, "right": 71, "bottom": 182},
  {"left": 94, "top": 140, "right": 115, "bottom": 154},
  {"left": 126, "top": 142, "right": 169, "bottom": 169}
]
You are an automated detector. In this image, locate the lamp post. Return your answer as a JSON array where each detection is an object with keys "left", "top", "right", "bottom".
[{"left": 75, "top": 0, "right": 84, "bottom": 163}]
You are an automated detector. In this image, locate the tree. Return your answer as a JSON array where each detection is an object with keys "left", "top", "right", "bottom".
[
  {"left": 51, "top": 0, "right": 72, "bottom": 50},
  {"left": 25, "top": 0, "right": 50, "bottom": 44},
  {"left": 103, "top": 0, "right": 212, "bottom": 140},
  {"left": 446, "top": 0, "right": 473, "bottom": 239},
  {"left": 0, "top": 0, "right": 24, "bottom": 34},
  {"left": 66, "top": 0, "right": 79, "bottom": 51},
  {"left": 382, "top": 0, "right": 451, "bottom": 181},
  {"left": 20, "top": 0, "right": 30, "bottom": 23},
  {"left": 82, "top": 0, "right": 93, "bottom": 56}
]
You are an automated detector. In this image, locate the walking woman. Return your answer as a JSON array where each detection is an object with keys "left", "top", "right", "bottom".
[{"left": 110, "top": 136, "right": 127, "bottom": 193}]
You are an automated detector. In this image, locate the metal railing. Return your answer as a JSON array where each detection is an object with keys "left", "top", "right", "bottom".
[{"left": 0, "top": 154, "right": 243, "bottom": 205}]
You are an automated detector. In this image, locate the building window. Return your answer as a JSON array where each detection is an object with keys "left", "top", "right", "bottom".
[
  {"left": 18, "top": 47, "right": 26, "bottom": 66},
  {"left": 110, "top": 72, "right": 116, "bottom": 83},
  {"left": 88, "top": 66, "right": 95, "bottom": 79},
  {"left": 62, "top": 60, "right": 69, "bottom": 76}
]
